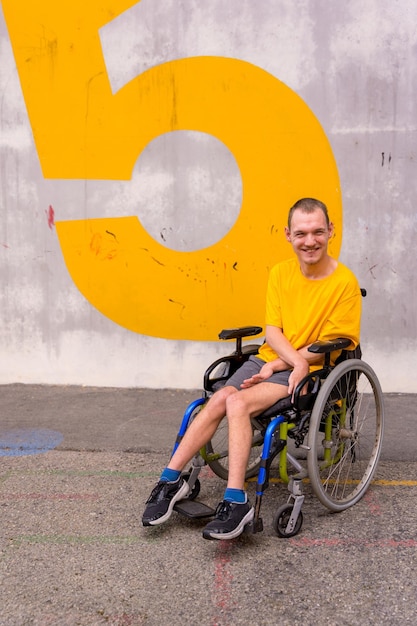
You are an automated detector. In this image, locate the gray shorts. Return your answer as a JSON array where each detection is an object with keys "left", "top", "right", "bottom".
[{"left": 225, "top": 356, "right": 291, "bottom": 390}]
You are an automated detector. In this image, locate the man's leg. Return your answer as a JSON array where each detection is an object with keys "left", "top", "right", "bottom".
[
  {"left": 202, "top": 382, "right": 289, "bottom": 540},
  {"left": 226, "top": 383, "right": 289, "bottom": 489},
  {"left": 142, "top": 385, "right": 237, "bottom": 526},
  {"left": 167, "top": 385, "right": 237, "bottom": 471}
]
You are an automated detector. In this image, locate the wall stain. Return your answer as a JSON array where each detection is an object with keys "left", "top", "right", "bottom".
[
  {"left": 381, "top": 152, "right": 392, "bottom": 167},
  {"left": 105, "top": 230, "right": 118, "bottom": 242},
  {"left": 139, "top": 247, "right": 165, "bottom": 266},
  {"left": 46, "top": 205, "right": 55, "bottom": 230},
  {"left": 168, "top": 298, "right": 186, "bottom": 318},
  {"left": 89, "top": 232, "right": 118, "bottom": 260},
  {"left": 366, "top": 258, "right": 378, "bottom": 279}
]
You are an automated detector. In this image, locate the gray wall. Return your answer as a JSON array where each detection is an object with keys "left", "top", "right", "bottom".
[{"left": 0, "top": 0, "right": 416, "bottom": 391}]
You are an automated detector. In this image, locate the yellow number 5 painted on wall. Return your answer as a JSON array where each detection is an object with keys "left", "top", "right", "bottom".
[{"left": 3, "top": 0, "right": 342, "bottom": 340}]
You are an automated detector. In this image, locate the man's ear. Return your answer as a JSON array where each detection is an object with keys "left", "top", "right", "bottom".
[
  {"left": 328, "top": 222, "right": 335, "bottom": 238},
  {"left": 284, "top": 227, "right": 291, "bottom": 242}
]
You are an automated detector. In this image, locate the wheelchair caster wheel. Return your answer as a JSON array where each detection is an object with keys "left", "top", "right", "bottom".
[
  {"left": 273, "top": 504, "right": 303, "bottom": 538},
  {"left": 182, "top": 474, "right": 201, "bottom": 501}
]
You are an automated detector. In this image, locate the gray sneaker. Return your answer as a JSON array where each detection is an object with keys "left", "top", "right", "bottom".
[
  {"left": 202, "top": 500, "right": 254, "bottom": 540},
  {"left": 142, "top": 478, "right": 190, "bottom": 526}
]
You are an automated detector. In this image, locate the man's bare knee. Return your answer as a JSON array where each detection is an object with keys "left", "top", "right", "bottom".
[
  {"left": 200, "top": 385, "right": 237, "bottom": 424},
  {"left": 210, "top": 385, "right": 237, "bottom": 406},
  {"left": 225, "top": 390, "right": 249, "bottom": 416}
]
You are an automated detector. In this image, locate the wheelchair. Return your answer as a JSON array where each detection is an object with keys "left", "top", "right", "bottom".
[{"left": 171, "top": 317, "right": 385, "bottom": 538}]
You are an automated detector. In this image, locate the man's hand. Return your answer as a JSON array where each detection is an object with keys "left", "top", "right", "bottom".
[
  {"left": 239, "top": 355, "right": 310, "bottom": 397},
  {"left": 287, "top": 359, "right": 310, "bottom": 398},
  {"left": 240, "top": 362, "right": 276, "bottom": 388}
]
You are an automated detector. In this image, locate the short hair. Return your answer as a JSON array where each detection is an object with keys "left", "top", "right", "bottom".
[{"left": 287, "top": 198, "right": 330, "bottom": 229}]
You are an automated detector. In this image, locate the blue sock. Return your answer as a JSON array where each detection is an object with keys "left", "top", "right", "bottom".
[
  {"left": 160, "top": 467, "right": 181, "bottom": 483},
  {"left": 224, "top": 488, "right": 247, "bottom": 504}
]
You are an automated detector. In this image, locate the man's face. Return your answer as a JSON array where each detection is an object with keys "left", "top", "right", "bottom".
[{"left": 285, "top": 208, "right": 333, "bottom": 266}]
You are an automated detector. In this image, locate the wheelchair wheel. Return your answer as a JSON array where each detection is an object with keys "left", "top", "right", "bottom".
[
  {"left": 273, "top": 504, "right": 303, "bottom": 538},
  {"left": 307, "top": 359, "right": 384, "bottom": 512},
  {"left": 204, "top": 418, "right": 264, "bottom": 481}
]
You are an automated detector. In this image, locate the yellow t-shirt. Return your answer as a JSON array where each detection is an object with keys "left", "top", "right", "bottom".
[{"left": 258, "top": 258, "right": 361, "bottom": 366}]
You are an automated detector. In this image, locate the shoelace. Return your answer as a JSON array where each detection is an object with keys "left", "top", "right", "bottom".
[
  {"left": 145, "top": 481, "right": 173, "bottom": 504},
  {"left": 215, "top": 501, "right": 233, "bottom": 520}
]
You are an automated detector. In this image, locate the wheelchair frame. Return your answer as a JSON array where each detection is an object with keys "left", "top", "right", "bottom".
[{"left": 171, "top": 325, "right": 385, "bottom": 538}]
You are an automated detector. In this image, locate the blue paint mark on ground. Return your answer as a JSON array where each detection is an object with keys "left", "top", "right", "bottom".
[{"left": 0, "top": 429, "right": 64, "bottom": 456}]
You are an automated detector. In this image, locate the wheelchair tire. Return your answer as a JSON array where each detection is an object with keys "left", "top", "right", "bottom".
[
  {"left": 273, "top": 504, "right": 303, "bottom": 538},
  {"left": 204, "top": 418, "right": 264, "bottom": 481},
  {"left": 307, "top": 359, "right": 384, "bottom": 512}
]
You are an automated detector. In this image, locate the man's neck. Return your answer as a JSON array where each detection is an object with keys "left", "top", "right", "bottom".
[{"left": 300, "top": 256, "right": 337, "bottom": 280}]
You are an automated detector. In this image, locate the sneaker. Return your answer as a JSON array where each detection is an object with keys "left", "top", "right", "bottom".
[
  {"left": 142, "top": 478, "right": 190, "bottom": 526},
  {"left": 202, "top": 500, "right": 254, "bottom": 540}
]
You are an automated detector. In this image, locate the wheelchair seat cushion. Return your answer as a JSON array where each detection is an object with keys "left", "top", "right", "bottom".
[{"left": 259, "top": 387, "right": 316, "bottom": 420}]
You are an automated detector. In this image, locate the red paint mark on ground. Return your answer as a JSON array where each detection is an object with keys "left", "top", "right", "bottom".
[
  {"left": 1, "top": 493, "right": 99, "bottom": 501},
  {"left": 46, "top": 205, "right": 55, "bottom": 229},
  {"left": 363, "top": 489, "right": 382, "bottom": 515},
  {"left": 200, "top": 465, "right": 217, "bottom": 479},
  {"left": 290, "top": 537, "right": 417, "bottom": 549},
  {"left": 212, "top": 541, "right": 235, "bottom": 625}
]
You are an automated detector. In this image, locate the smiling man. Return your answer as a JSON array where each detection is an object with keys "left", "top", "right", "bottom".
[{"left": 142, "top": 197, "right": 361, "bottom": 540}]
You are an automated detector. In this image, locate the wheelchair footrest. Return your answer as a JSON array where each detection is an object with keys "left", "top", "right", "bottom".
[{"left": 174, "top": 499, "right": 216, "bottom": 519}]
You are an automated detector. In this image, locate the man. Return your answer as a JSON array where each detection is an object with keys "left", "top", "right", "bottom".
[{"left": 142, "top": 198, "right": 361, "bottom": 540}]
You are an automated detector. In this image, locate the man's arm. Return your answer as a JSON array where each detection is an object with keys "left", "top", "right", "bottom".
[
  {"left": 241, "top": 325, "right": 323, "bottom": 395},
  {"left": 265, "top": 325, "right": 324, "bottom": 369}
]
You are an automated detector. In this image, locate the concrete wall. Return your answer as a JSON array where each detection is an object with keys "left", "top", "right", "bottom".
[{"left": 0, "top": 0, "right": 416, "bottom": 392}]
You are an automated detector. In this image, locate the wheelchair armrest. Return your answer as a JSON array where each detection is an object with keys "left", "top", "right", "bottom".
[
  {"left": 219, "top": 326, "right": 263, "bottom": 341},
  {"left": 203, "top": 344, "right": 260, "bottom": 393},
  {"left": 308, "top": 337, "right": 352, "bottom": 354},
  {"left": 292, "top": 370, "right": 323, "bottom": 411},
  {"left": 261, "top": 370, "right": 324, "bottom": 419}
]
